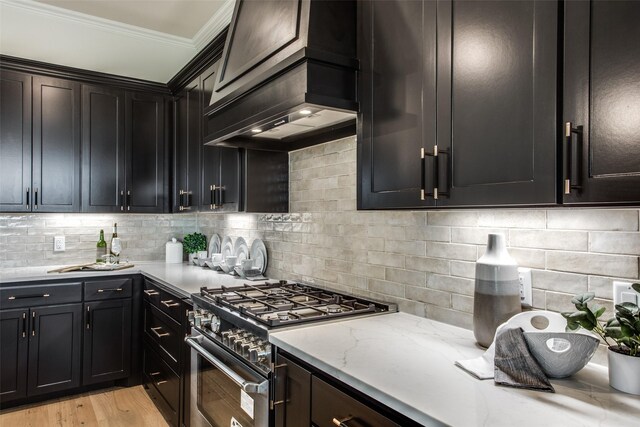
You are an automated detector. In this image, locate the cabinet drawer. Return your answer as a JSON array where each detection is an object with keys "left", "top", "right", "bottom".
[
  {"left": 0, "top": 283, "right": 82, "bottom": 309},
  {"left": 144, "top": 303, "right": 182, "bottom": 373},
  {"left": 84, "top": 278, "right": 132, "bottom": 301},
  {"left": 311, "top": 376, "right": 400, "bottom": 427},
  {"left": 143, "top": 346, "right": 179, "bottom": 427},
  {"left": 143, "top": 279, "right": 185, "bottom": 323}
]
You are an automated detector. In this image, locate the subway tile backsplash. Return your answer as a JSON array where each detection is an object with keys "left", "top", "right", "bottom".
[{"left": 1, "top": 136, "right": 639, "bottom": 343}]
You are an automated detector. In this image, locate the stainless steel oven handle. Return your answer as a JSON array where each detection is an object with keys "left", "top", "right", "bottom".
[{"left": 186, "top": 336, "right": 268, "bottom": 395}]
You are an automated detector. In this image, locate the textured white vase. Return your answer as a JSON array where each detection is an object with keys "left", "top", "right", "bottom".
[
  {"left": 608, "top": 347, "right": 640, "bottom": 395},
  {"left": 473, "top": 233, "right": 521, "bottom": 348}
]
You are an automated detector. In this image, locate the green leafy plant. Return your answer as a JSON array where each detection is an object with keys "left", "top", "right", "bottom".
[
  {"left": 182, "top": 232, "right": 207, "bottom": 254},
  {"left": 562, "top": 283, "right": 640, "bottom": 357}
]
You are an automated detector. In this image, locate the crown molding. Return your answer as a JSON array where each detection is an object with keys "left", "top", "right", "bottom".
[
  {"left": 1, "top": 0, "right": 197, "bottom": 49},
  {"left": 192, "top": 0, "right": 235, "bottom": 51}
]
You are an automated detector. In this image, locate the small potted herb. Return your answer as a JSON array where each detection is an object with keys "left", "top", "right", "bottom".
[
  {"left": 183, "top": 232, "right": 207, "bottom": 264},
  {"left": 562, "top": 283, "right": 640, "bottom": 395}
]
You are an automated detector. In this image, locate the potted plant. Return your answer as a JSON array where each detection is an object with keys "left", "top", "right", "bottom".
[
  {"left": 183, "top": 232, "right": 207, "bottom": 264},
  {"left": 562, "top": 283, "right": 640, "bottom": 395}
]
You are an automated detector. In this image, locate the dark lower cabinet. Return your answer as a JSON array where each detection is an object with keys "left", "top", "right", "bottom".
[
  {"left": 27, "top": 304, "right": 82, "bottom": 396},
  {"left": 0, "top": 309, "right": 28, "bottom": 401},
  {"left": 275, "top": 350, "right": 419, "bottom": 427},
  {"left": 83, "top": 299, "right": 132, "bottom": 385},
  {"left": 563, "top": 0, "right": 640, "bottom": 204},
  {"left": 273, "top": 352, "right": 311, "bottom": 426}
]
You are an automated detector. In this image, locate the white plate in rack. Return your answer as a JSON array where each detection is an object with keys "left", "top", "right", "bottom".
[
  {"left": 234, "top": 237, "right": 250, "bottom": 264},
  {"left": 208, "top": 234, "right": 221, "bottom": 257},
  {"left": 220, "top": 236, "right": 233, "bottom": 260},
  {"left": 250, "top": 239, "right": 268, "bottom": 274}
]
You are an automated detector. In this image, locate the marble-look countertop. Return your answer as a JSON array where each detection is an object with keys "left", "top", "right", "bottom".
[
  {"left": 270, "top": 312, "right": 639, "bottom": 427},
  {"left": 0, "top": 262, "right": 270, "bottom": 299}
]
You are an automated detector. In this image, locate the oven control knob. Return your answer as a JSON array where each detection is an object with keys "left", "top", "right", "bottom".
[
  {"left": 210, "top": 315, "right": 220, "bottom": 334},
  {"left": 249, "top": 344, "right": 271, "bottom": 363}
]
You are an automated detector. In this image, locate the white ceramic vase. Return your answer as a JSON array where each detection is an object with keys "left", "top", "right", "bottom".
[
  {"left": 608, "top": 347, "right": 640, "bottom": 395},
  {"left": 473, "top": 233, "right": 521, "bottom": 348}
]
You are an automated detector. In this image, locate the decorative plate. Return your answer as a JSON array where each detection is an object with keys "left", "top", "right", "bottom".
[
  {"left": 234, "top": 237, "right": 250, "bottom": 264},
  {"left": 250, "top": 239, "right": 268, "bottom": 274},
  {"left": 208, "top": 234, "right": 221, "bottom": 257},
  {"left": 220, "top": 236, "right": 234, "bottom": 260}
]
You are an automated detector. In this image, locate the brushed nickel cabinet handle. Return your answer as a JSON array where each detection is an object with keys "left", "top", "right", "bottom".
[
  {"left": 97, "top": 288, "right": 123, "bottom": 293},
  {"left": 8, "top": 293, "right": 50, "bottom": 300},
  {"left": 143, "top": 289, "right": 159, "bottom": 297},
  {"left": 31, "top": 311, "right": 36, "bottom": 336},
  {"left": 332, "top": 416, "right": 354, "bottom": 427},
  {"left": 150, "top": 326, "right": 170, "bottom": 338},
  {"left": 161, "top": 300, "right": 180, "bottom": 308},
  {"left": 564, "top": 121, "right": 583, "bottom": 195}
]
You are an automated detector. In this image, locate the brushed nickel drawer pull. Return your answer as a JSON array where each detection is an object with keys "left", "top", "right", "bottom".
[
  {"left": 332, "top": 416, "right": 354, "bottom": 426},
  {"left": 161, "top": 300, "right": 180, "bottom": 308},
  {"left": 156, "top": 380, "right": 167, "bottom": 386},
  {"left": 150, "top": 327, "right": 170, "bottom": 338},
  {"left": 8, "top": 293, "right": 50, "bottom": 300},
  {"left": 97, "top": 288, "right": 123, "bottom": 293},
  {"left": 149, "top": 371, "right": 161, "bottom": 376},
  {"left": 144, "top": 289, "right": 159, "bottom": 297}
]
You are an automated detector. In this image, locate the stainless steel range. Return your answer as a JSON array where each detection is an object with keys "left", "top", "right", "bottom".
[{"left": 185, "top": 280, "right": 395, "bottom": 427}]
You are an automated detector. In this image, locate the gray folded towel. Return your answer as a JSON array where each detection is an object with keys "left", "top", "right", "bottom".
[{"left": 494, "top": 327, "right": 555, "bottom": 393}]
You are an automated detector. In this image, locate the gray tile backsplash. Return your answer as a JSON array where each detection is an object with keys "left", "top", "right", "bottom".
[{"left": 1, "top": 136, "right": 639, "bottom": 342}]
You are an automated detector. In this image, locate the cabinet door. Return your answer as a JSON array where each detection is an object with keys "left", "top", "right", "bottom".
[
  {"left": 173, "top": 78, "right": 201, "bottom": 212},
  {"left": 200, "top": 145, "right": 220, "bottom": 210},
  {"left": 81, "top": 85, "right": 126, "bottom": 212},
  {"left": 0, "top": 309, "right": 28, "bottom": 402},
  {"left": 0, "top": 71, "right": 31, "bottom": 212},
  {"left": 27, "top": 304, "right": 82, "bottom": 396},
  {"left": 358, "top": 0, "right": 436, "bottom": 209},
  {"left": 32, "top": 76, "right": 81, "bottom": 212},
  {"left": 83, "top": 299, "right": 132, "bottom": 385},
  {"left": 244, "top": 150, "right": 287, "bottom": 213},
  {"left": 563, "top": 0, "right": 640, "bottom": 204},
  {"left": 218, "top": 147, "right": 241, "bottom": 212},
  {"left": 125, "top": 92, "right": 166, "bottom": 212},
  {"left": 274, "top": 352, "right": 311, "bottom": 427},
  {"left": 436, "top": 0, "right": 557, "bottom": 207}
]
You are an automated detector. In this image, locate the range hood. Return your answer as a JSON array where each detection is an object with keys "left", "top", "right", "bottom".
[{"left": 203, "top": 0, "right": 358, "bottom": 151}]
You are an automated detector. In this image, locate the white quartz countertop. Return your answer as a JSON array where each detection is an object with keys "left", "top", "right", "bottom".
[
  {"left": 270, "top": 312, "right": 640, "bottom": 427},
  {"left": 0, "top": 262, "right": 267, "bottom": 299}
]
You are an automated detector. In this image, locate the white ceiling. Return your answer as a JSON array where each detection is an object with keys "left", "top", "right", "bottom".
[
  {"left": 36, "top": 0, "right": 226, "bottom": 38},
  {"left": 0, "top": 0, "right": 234, "bottom": 82}
]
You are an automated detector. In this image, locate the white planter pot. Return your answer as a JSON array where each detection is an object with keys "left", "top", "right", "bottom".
[{"left": 608, "top": 347, "right": 640, "bottom": 395}]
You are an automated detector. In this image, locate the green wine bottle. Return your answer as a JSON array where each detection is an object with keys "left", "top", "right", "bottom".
[{"left": 96, "top": 229, "right": 107, "bottom": 263}]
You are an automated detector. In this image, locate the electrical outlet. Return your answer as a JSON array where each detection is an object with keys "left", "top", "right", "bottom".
[
  {"left": 613, "top": 281, "right": 639, "bottom": 306},
  {"left": 53, "top": 236, "right": 65, "bottom": 252},
  {"left": 518, "top": 267, "right": 533, "bottom": 307}
]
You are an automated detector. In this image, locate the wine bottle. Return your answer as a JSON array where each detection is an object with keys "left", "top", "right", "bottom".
[
  {"left": 110, "top": 223, "right": 122, "bottom": 263},
  {"left": 96, "top": 229, "right": 107, "bottom": 263}
]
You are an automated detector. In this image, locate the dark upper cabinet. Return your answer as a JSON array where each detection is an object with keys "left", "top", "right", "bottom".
[
  {"left": 0, "top": 71, "right": 31, "bottom": 212},
  {"left": 32, "top": 76, "right": 81, "bottom": 212},
  {"left": 436, "top": 0, "right": 557, "bottom": 207},
  {"left": 81, "top": 85, "right": 126, "bottom": 212},
  {"left": 200, "top": 62, "right": 242, "bottom": 212},
  {"left": 0, "top": 309, "right": 28, "bottom": 402},
  {"left": 27, "top": 303, "right": 82, "bottom": 396},
  {"left": 125, "top": 92, "right": 166, "bottom": 213},
  {"left": 563, "top": 0, "right": 640, "bottom": 204},
  {"left": 358, "top": 0, "right": 557, "bottom": 209},
  {"left": 244, "top": 150, "right": 288, "bottom": 213},
  {"left": 0, "top": 73, "right": 81, "bottom": 213},
  {"left": 173, "top": 78, "right": 201, "bottom": 212},
  {"left": 83, "top": 299, "right": 132, "bottom": 385},
  {"left": 358, "top": 0, "right": 436, "bottom": 209}
]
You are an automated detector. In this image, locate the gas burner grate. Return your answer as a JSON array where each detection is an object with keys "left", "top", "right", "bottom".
[{"left": 199, "top": 281, "right": 391, "bottom": 327}]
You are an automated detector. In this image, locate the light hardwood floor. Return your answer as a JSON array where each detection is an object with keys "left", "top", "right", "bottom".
[{"left": 0, "top": 386, "right": 169, "bottom": 427}]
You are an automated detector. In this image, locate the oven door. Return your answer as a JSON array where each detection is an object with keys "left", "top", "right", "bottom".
[{"left": 186, "top": 331, "right": 269, "bottom": 427}]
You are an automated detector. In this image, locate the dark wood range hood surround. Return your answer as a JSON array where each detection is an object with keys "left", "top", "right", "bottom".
[{"left": 204, "top": 0, "right": 358, "bottom": 151}]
